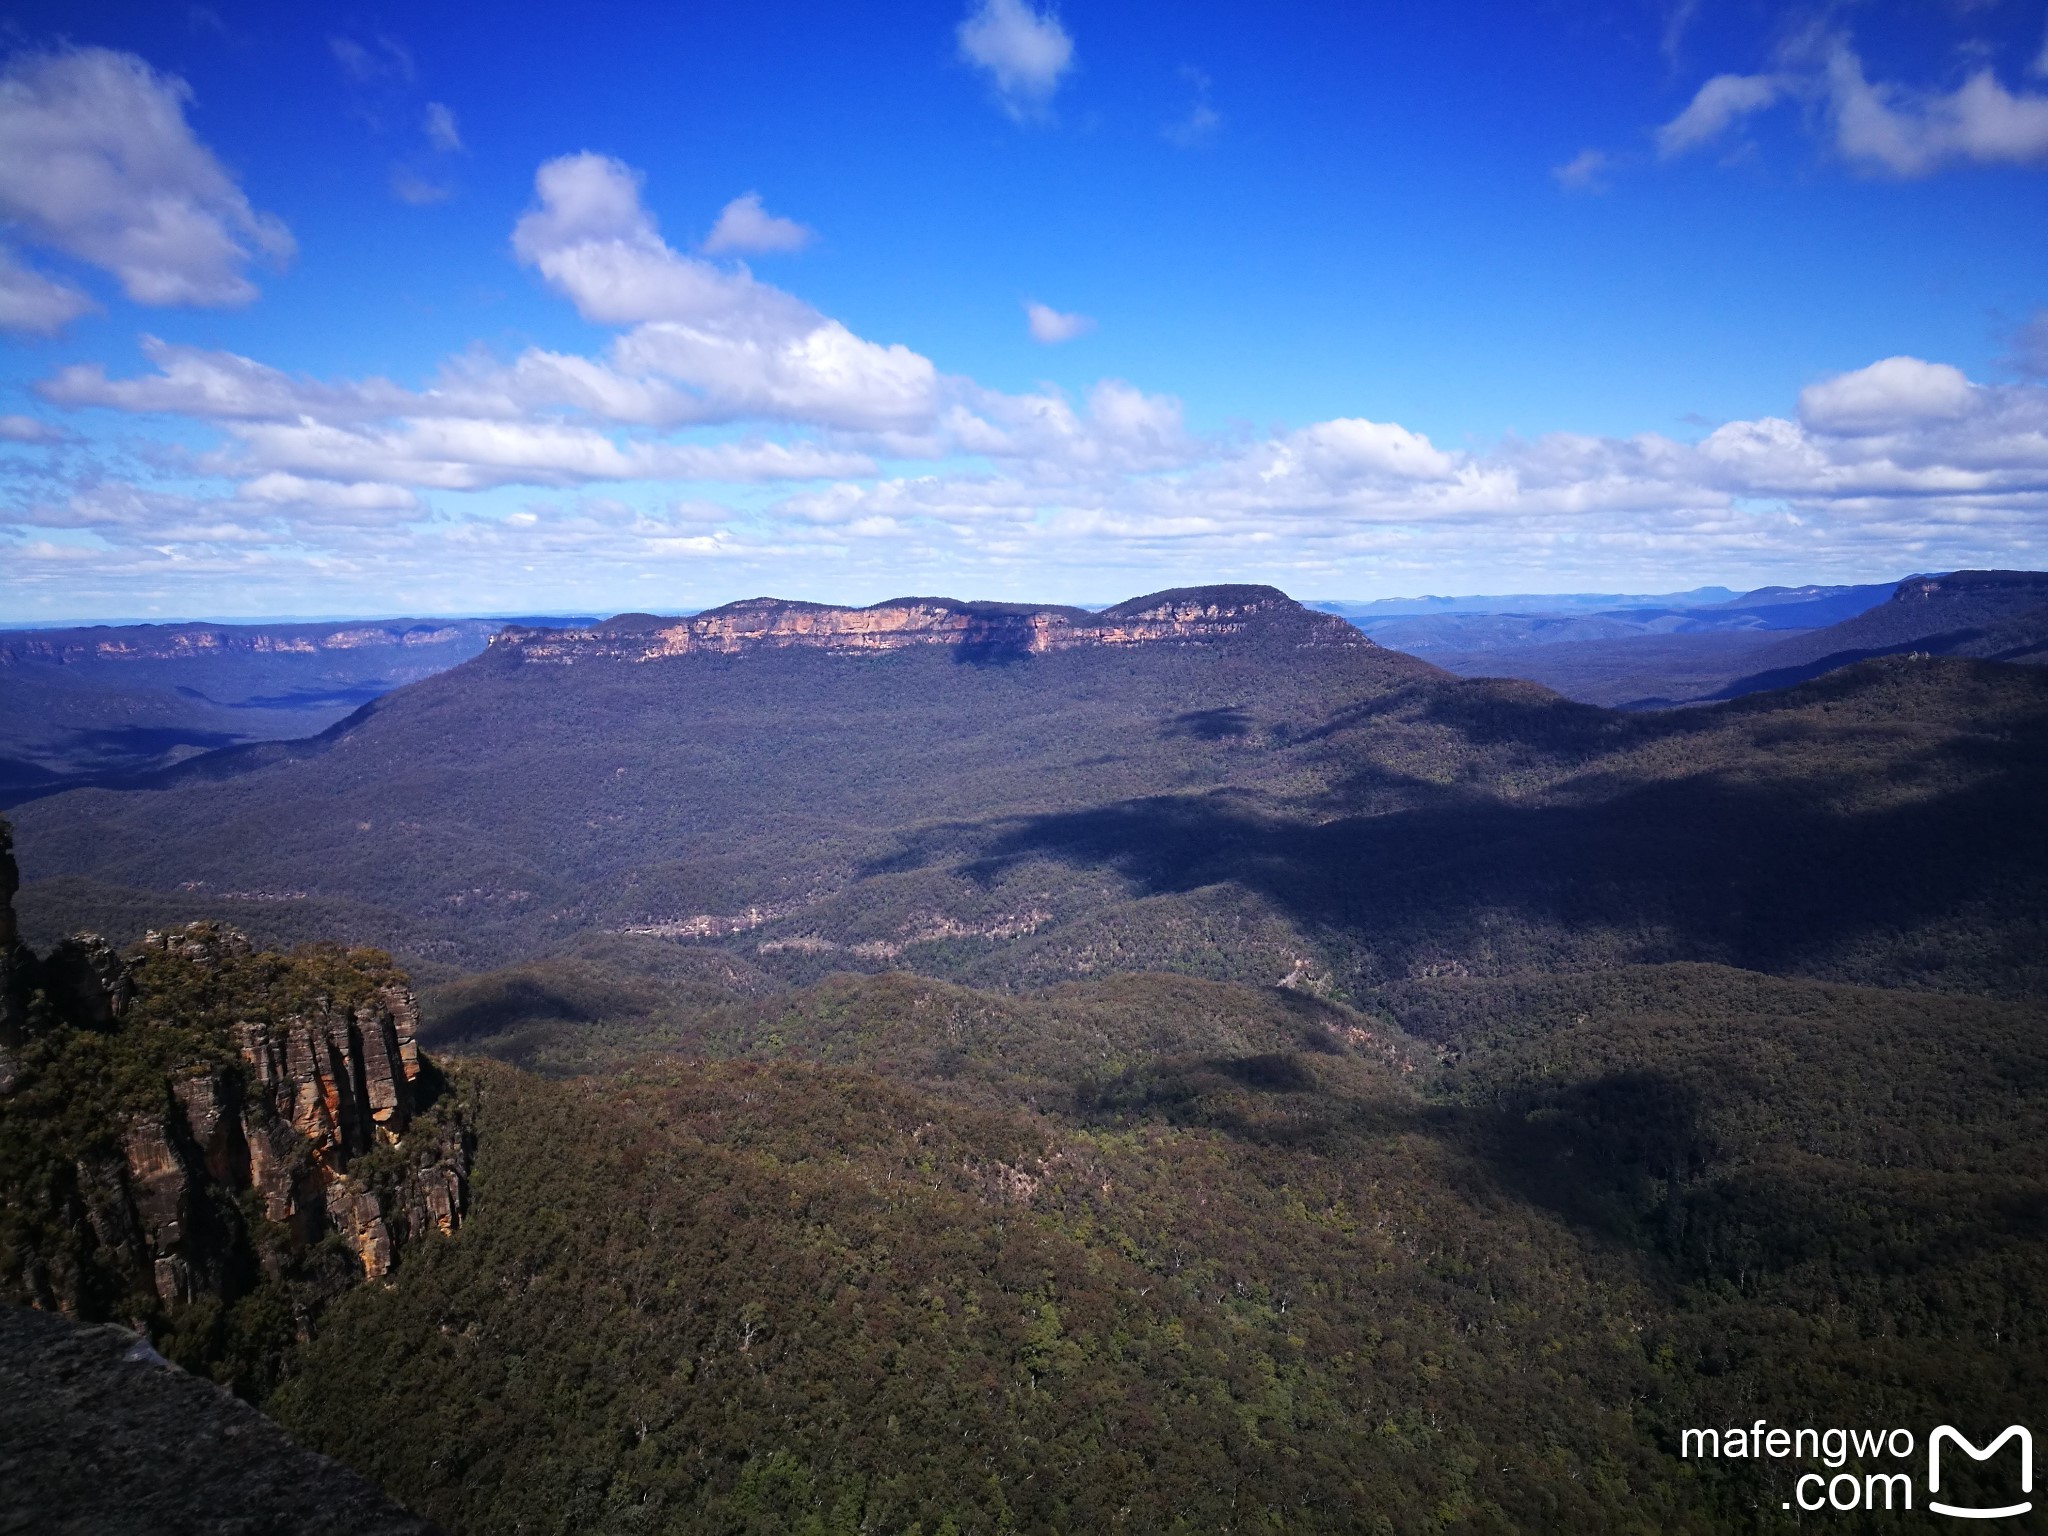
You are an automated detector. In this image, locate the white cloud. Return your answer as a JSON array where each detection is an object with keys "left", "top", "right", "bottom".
[
  {"left": 1656, "top": 38, "right": 2048, "bottom": 178},
  {"left": 510, "top": 153, "right": 809, "bottom": 329},
  {"left": 23, "top": 143, "right": 2048, "bottom": 607},
  {"left": 0, "top": 48, "right": 294, "bottom": 308},
  {"left": 423, "top": 101, "right": 463, "bottom": 153},
  {"left": 0, "top": 413, "right": 67, "bottom": 443},
  {"left": 1657, "top": 73, "right": 1784, "bottom": 157},
  {"left": 1826, "top": 46, "right": 2048, "bottom": 176},
  {"left": 42, "top": 335, "right": 412, "bottom": 420},
  {"left": 237, "top": 473, "right": 419, "bottom": 511},
  {"left": 702, "top": 192, "right": 813, "bottom": 255},
  {"left": 957, "top": 0, "right": 1074, "bottom": 119},
  {"left": 743, "top": 354, "right": 2048, "bottom": 591},
  {"left": 0, "top": 244, "right": 95, "bottom": 335},
  {"left": 1026, "top": 300, "right": 1094, "bottom": 343},
  {"left": 1274, "top": 419, "right": 1460, "bottom": 485},
  {"left": 1551, "top": 148, "right": 1612, "bottom": 193},
  {"left": 1797, "top": 356, "right": 1977, "bottom": 435},
  {"left": 1661, "top": 0, "right": 1702, "bottom": 68},
  {"left": 210, "top": 417, "right": 874, "bottom": 492},
  {"left": 512, "top": 154, "right": 937, "bottom": 430}
]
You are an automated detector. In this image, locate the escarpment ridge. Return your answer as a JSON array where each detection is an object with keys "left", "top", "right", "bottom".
[
  {"left": 0, "top": 617, "right": 499, "bottom": 667},
  {"left": 1, "top": 816, "right": 468, "bottom": 1388},
  {"left": 490, "top": 583, "right": 1370, "bottom": 662}
]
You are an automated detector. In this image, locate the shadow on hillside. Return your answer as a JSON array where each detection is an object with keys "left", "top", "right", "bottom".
[
  {"left": 1707, "top": 634, "right": 1983, "bottom": 700},
  {"left": 1078, "top": 1050, "right": 1714, "bottom": 1251},
  {"left": 421, "top": 975, "right": 601, "bottom": 1045},
  {"left": 61, "top": 724, "right": 245, "bottom": 764},
  {"left": 955, "top": 754, "right": 2048, "bottom": 989},
  {"left": 1164, "top": 706, "right": 1254, "bottom": 740}
]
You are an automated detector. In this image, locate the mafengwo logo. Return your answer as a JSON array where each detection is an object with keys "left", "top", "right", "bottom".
[
  {"left": 1680, "top": 1421, "right": 2032, "bottom": 1517},
  {"left": 1929, "top": 1427, "right": 2032, "bottom": 1521}
]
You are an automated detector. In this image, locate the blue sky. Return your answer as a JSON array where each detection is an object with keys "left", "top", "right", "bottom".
[{"left": 1, "top": 0, "right": 2046, "bottom": 619}]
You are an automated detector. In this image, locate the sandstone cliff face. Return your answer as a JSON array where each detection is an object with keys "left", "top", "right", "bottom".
[
  {"left": 0, "top": 825, "right": 470, "bottom": 1347},
  {"left": 102, "top": 924, "right": 471, "bottom": 1296},
  {"left": 493, "top": 583, "right": 1371, "bottom": 665},
  {"left": 0, "top": 618, "right": 488, "bottom": 667}
]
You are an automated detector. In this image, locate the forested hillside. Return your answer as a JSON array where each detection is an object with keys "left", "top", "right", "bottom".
[
  {"left": 12, "top": 588, "right": 2047, "bottom": 1001},
  {"left": 0, "top": 617, "right": 521, "bottom": 805},
  {"left": 266, "top": 961, "right": 2047, "bottom": 1534},
  {"left": 1404, "top": 569, "right": 2048, "bottom": 709},
  {"left": 6, "top": 583, "right": 2046, "bottom": 1533}
]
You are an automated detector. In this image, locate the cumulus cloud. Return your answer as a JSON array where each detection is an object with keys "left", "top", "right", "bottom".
[
  {"left": 0, "top": 244, "right": 95, "bottom": 335},
  {"left": 1551, "top": 148, "right": 1612, "bottom": 193},
  {"left": 1825, "top": 45, "right": 2048, "bottom": 176},
  {"left": 702, "top": 192, "right": 813, "bottom": 255},
  {"left": 510, "top": 153, "right": 808, "bottom": 328},
  {"left": 0, "top": 48, "right": 294, "bottom": 308},
  {"left": 23, "top": 135, "right": 2048, "bottom": 608},
  {"left": 957, "top": 0, "right": 1074, "bottom": 119},
  {"left": 206, "top": 417, "right": 874, "bottom": 492},
  {"left": 745, "top": 353, "right": 2048, "bottom": 592},
  {"left": 1025, "top": 301, "right": 1093, "bottom": 344},
  {"left": 511, "top": 154, "right": 936, "bottom": 430},
  {"left": 1797, "top": 356, "right": 1977, "bottom": 435},
  {"left": 1657, "top": 73, "right": 1784, "bottom": 157}
]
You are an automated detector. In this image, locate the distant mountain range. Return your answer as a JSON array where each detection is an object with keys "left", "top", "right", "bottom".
[
  {"left": 1310, "top": 580, "right": 1893, "bottom": 628},
  {"left": 8, "top": 575, "right": 2035, "bottom": 810},
  {"left": 1310, "top": 581, "right": 1895, "bottom": 654},
  {"left": 1433, "top": 573, "right": 2048, "bottom": 708},
  {"left": 1321, "top": 570, "right": 2048, "bottom": 708},
  {"left": 11, "top": 583, "right": 2044, "bottom": 1005},
  {"left": 0, "top": 615, "right": 595, "bottom": 804}
]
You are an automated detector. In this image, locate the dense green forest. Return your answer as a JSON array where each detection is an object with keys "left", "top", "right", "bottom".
[
  {"left": 269, "top": 962, "right": 2046, "bottom": 1534},
  {"left": 6, "top": 589, "right": 2046, "bottom": 1532}
]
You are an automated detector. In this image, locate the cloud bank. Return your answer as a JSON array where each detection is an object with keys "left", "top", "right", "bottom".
[{"left": 8, "top": 153, "right": 2047, "bottom": 614}]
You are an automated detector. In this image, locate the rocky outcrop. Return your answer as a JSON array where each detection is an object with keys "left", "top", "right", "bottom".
[
  {"left": 0, "top": 821, "right": 470, "bottom": 1342},
  {"left": 493, "top": 583, "right": 1371, "bottom": 665},
  {"left": 113, "top": 924, "right": 471, "bottom": 1291}
]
